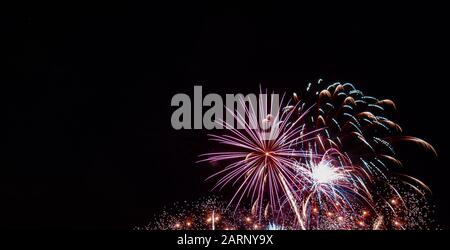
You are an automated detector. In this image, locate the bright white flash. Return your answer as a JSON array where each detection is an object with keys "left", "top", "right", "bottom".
[{"left": 311, "top": 161, "right": 340, "bottom": 184}]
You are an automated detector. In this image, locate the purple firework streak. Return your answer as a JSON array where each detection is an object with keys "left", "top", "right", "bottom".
[{"left": 197, "top": 92, "right": 324, "bottom": 229}]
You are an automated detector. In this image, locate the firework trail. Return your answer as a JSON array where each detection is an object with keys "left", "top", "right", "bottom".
[{"left": 198, "top": 80, "right": 437, "bottom": 230}]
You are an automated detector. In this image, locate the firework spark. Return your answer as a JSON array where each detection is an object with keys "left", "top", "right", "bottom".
[{"left": 139, "top": 197, "right": 275, "bottom": 230}]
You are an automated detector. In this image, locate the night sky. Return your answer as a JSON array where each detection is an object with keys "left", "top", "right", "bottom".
[{"left": 2, "top": 3, "right": 449, "bottom": 229}]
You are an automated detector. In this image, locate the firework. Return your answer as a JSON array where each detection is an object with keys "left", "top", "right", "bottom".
[
  {"left": 291, "top": 80, "right": 436, "bottom": 229},
  {"left": 197, "top": 90, "right": 325, "bottom": 228},
  {"left": 292, "top": 148, "right": 375, "bottom": 228},
  {"left": 197, "top": 80, "right": 437, "bottom": 230}
]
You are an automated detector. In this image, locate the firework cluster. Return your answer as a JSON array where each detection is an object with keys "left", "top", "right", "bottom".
[
  {"left": 197, "top": 80, "right": 436, "bottom": 230},
  {"left": 145, "top": 80, "right": 436, "bottom": 230}
]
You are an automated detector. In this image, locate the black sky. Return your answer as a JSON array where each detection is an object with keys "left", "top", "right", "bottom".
[{"left": 2, "top": 3, "right": 449, "bottom": 229}]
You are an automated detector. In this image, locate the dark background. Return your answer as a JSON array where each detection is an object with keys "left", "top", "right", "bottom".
[{"left": 2, "top": 3, "right": 448, "bottom": 229}]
